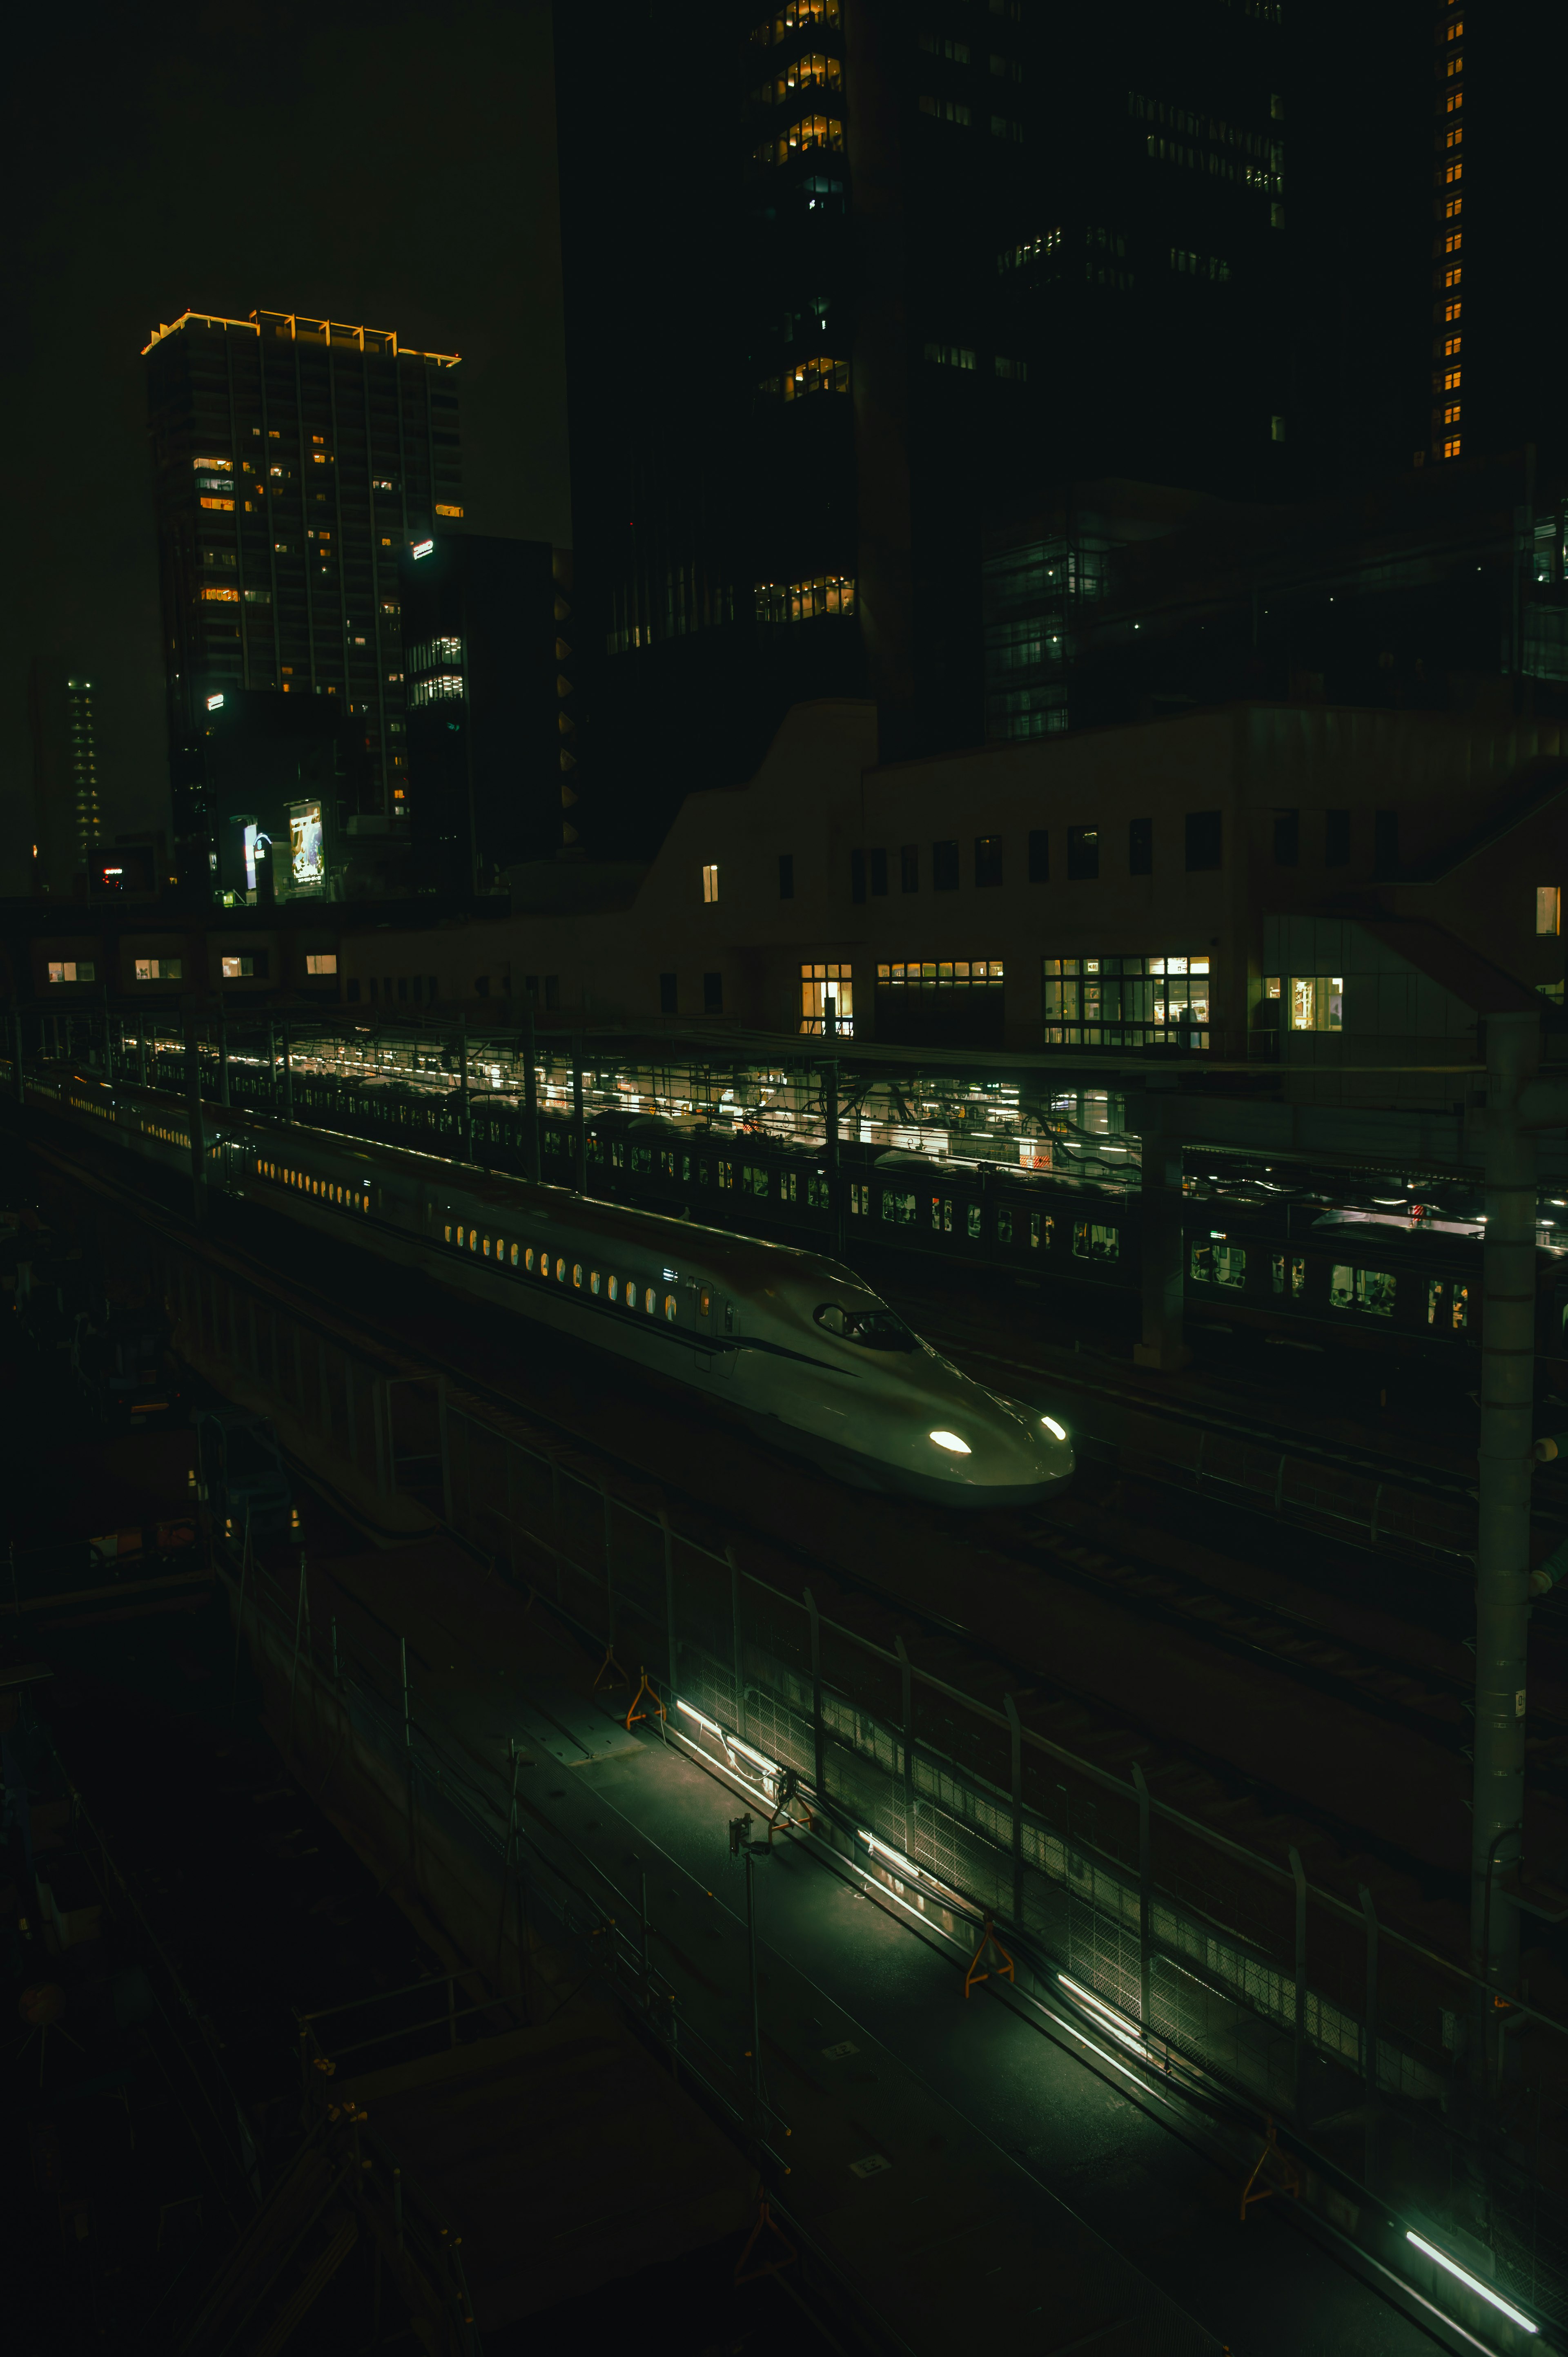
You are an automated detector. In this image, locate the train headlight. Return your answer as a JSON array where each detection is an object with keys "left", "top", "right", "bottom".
[
  {"left": 1041, "top": 1416, "right": 1067, "bottom": 1441},
  {"left": 928, "top": 1429, "right": 971, "bottom": 1455}
]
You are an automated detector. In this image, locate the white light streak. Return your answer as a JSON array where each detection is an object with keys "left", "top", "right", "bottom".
[
  {"left": 1041, "top": 1416, "right": 1067, "bottom": 1441},
  {"left": 1058, "top": 1973, "right": 1145, "bottom": 2054},
  {"left": 675, "top": 1698, "right": 723, "bottom": 1738},
  {"left": 1404, "top": 2233, "right": 1538, "bottom": 2332},
  {"left": 929, "top": 1429, "right": 971, "bottom": 1455}
]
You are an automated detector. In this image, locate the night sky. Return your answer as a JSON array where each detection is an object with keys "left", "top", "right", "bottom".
[{"left": 4, "top": 0, "right": 571, "bottom": 894}]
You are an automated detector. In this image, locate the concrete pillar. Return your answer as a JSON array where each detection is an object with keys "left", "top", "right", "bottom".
[
  {"left": 1472, "top": 1010, "right": 1540, "bottom": 2054},
  {"left": 523, "top": 1010, "right": 541, "bottom": 1183},
  {"left": 183, "top": 1006, "right": 206, "bottom": 1223},
  {"left": 572, "top": 1039, "right": 587, "bottom": 1195},
  {"left": 1133, "top": 1090, "right": 1189, "bottom": 1373},
  {"left": 457, "top": 1016, "right": 472, "bottom": 1165}
]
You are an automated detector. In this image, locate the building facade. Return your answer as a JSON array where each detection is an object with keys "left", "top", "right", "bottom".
[
  {"left": 398, "top": 535, "right": 577, "bottom": 895},
  {"left": 142, "top": 309, "right": 463, "bottom": 891},
  {"left": 27, "top": 667, "right": 105, "bottom": 895},
  {"left": 554, "top": 0, "right": 1301, "bottom": 848}
]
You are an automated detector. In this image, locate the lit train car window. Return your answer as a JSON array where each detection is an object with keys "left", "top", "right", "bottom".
[
  {"left": 851, "top": 1184, "right": 869, "bottom": 1216},
  {"left": 664, "top": 1293, "right": 677, "bottom": 1321},
  {"left": 998, "top": 1208, "right": 1013, "bottom": 1246},
  {"left": 591, "top": 1271, "right": 601, "bottom": 1296},
  {"left": 699, "top": 1287, "right": 711, "bottom": 1316},
  {"left": 609, "top": 1276, "right": 620, "bottom": 1302},
  {"left": 882, "top": 1190, "right": 917, "bottom": 1226},
  {"left": 1272, "top": 1253, "right": 1305, "bottom": 1297},
  {"left": 573, "top": 1264, "right": 583, "bottom": 1288},
  {"left": 1331, "top": 1263, "right": 1396, "bottom": 1316},
  {"left": 483, "top": 1237, "right": 492, "bottom": 1258},
  {"left": 469, "top": 1229, "right": 478, "bottom": 1251},
  {"left": 967, "top": 1205, "right": 982, "bottom": 1241},
  {"left": 510, "top": 1243, "right": 519, "bottom": 1267},
  {"left": 555, "top": 1257, "right": 566, "bottom": 1281},
  {"left": 1192, "top": 1240, "right": 1246, "bottom": 1287},
  {"left": 1073, "top": 1221, "right": 1120, "bottom": 1262}
]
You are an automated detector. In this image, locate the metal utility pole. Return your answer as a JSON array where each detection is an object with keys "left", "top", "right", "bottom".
[
  {"left": 523, "top": 1008, "right": 541, "bottom": 1182},
  {"left": 572, "top": 1038, "right": 587, "bottom": 1195},
  {"left": 1472, "top": 1009, "right": 1540, "bottom": 2072},
  {"left": 1134, "top": 1086, "right": 1189, "bottom": 1373},
  {"left": 457, "top": 1015, "right": 472, "bottom": 1164}
]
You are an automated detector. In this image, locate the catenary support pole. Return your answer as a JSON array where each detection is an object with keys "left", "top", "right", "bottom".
[
  {"left": 184, "top": 1004, "right": 206, "bottom": 1223},
  {"left": 218, "top": 996, "right": 231, "bottom": 1107},
  {"left": 573, "top": 1037, "right": 587, "bottom": 1195},
  {"left": 1134, "top": 1085, "right": 1188, "bottom": 1372},
  {"left": 823, "top": 1057, "right": 842, "bottom": 1258},
  {"left": 1472, "top": 1008, "right": 1541, "bottom": 2083},
  {"left": 458, "top": 1015, "right": 472, "bottom": 1164},
  {"left": 523, "top": 1008, "right": 541, "bottom": 1182}
]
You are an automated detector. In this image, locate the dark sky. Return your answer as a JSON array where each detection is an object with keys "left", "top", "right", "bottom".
[{"left": 4, "top": 0, "right": 570, "bottom": 894}]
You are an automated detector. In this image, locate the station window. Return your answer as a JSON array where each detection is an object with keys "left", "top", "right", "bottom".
[
  {"left": 1272, "top": 1253, "right": 1305, "bottom": 1297},
  {"left": 1291, "top": 976, "right": 1343, "bottom": 1031},
  {"left": 1330, "top": 1264, "right": 1396, "bottom": 1316},
  {"left": 133, "top": 958, "right": 183, "bottom": 982},
  {"left": 1073, "top": 1220, "right": 1120, "bottom": 1261},
  {"left": 1428, "top": 1278, "right": 1468, "bottom": 1330},
  {"left": 882, "top": 1189, "right": 918, "bottom": 1225},
  {"left": 800, "top": 963, "right": 854, "bottom": 1037},
  {"left": 1044, "top": 954, "right": 1209, "bottom": 1048},
  {"left": 46, "top": 961, "right": 95, "bottom": 985},
  {"left": 1537, "top": 886, "right": 1561, "bottom": 937}
]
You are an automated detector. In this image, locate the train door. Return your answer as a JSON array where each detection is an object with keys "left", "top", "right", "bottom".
[{"left": 695, "top": 1284, "right": 735, "bottom": 1376}]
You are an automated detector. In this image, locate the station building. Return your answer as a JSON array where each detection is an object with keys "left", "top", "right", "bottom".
[{"left": 321, "top": 693, "right": 1567, "bottom": 1099}]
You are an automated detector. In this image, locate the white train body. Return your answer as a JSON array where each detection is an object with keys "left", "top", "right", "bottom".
[{"left": 34, "top": 1070, "right": 1076, "bottom": 1507}]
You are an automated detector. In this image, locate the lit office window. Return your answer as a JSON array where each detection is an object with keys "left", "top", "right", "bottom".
[
  {"left": 702, "top": 863, "right": 720, "bottom": 904},
  {"left": 1538, "top": 886, "right": 1561, "bottom": 937},
  {"left": 800, "top": 963, "right": 855, "bottom": 1037}
]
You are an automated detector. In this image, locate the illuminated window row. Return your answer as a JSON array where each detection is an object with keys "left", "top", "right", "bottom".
[
  {"left": 749, "top": 0, "right": 840, "bottom": 45},
  {"left": 753, "top": 575, "right": 856, "bottom": 625},
  {"left": 47, "top": 961, "right": 96, "bottom": 983},
  {"left": 146, "top": 1123, "right": 190, "bottom": 1149},
  {"left": 753, "top": 114, "right": 844, "bottom": 164},
  {"left": 756, "top": 356, "right": 850, "bottom": 401},
  {"left": 877, "top": 960, "right": 1004, "bottom": 984},
  {"left": 440, "top": 1222, "right": 680, "bottom": 1320},
  {"left": 753, "top": 52, "right": 841, "bottom": 101},
  {"left": 258, "top": 1160, "right": 369, "bottom": 1211}
]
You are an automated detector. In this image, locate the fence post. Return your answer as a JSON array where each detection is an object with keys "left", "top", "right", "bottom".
[
  {"left": 895, "top": 1634, "right": 913, "bottom": 1815},
  {"left": 601, "top": 1482, "right": 616, "bottom": 1655},
  {"left": 1290, "top": 1845, "right": 1308, "bottom": 2119},
  {"left": 661, "top": 1510, "right": 679, "bottom": 1700},
  {"left": 726, "top": 1546, "right": 746, "bottom": 1738},
  {"left": 1003, "top": 1695, "right": 1023, "bottom": 1929},
  {"left": 1133, "top": 1762, "right": 1152, "bottom": 2031},
  {"left": 438, "top": 1377, "right": 453, "bottom": 1526},
  {"left": 805, "top": 1588, "right": 824, "bottom": 1800},
  {"left": 1360, "top": 1882, "right": 1380, "bottom": 2189}
]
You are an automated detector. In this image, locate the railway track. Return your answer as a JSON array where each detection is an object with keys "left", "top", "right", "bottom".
[{"left": 27, "top": 1118, "right": 1568, "bottom": 1934}]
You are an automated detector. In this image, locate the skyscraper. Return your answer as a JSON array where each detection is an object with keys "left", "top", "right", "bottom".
[
  {"left": 142, "top": 309, "right": 463, "bottom": 890},
  {"left": 26, "top": 665, "right": 103, "bottom": 893},
  {"left": 553, "top": 0, "right": 1296, "bottom": 850}
]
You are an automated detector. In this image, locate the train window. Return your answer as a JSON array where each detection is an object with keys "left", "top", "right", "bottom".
[
  {"left": 1029, "top": 1211, "right": 1054, "bottom": 1250},
  {"left": 591, "top": 1271, "right": 601, "bottom": 1295},
  {"left": 1191, "top": 1240, "right": 1245, "bottom": 1286},
  {"left": 929, "top": 1195, "right": 940, "bottom": 1231},
  {"left": 664, "top": 1293, "right": 678, "bottom": 1320},
  {"left": 1073, "top": 1221, "right": 1120, "bottom": 1262},
  {"left": 718, "top": 1164, "right": 734, "bottom": 1190},
  {"left": 510, "top": 1243, "right": 519, "bottom": 1267},
  {"left": 682, "top": 1155, "right": 694, "bottom": 1183},
  {"left": 644, "top": 1286, "right": 656, "bottom": 1313},
  {"left": 814, "top": 1302, "right": 917, "bottom": 1351},
  {"left": 1272, "top": 1253, "right": 1305, "bottom": 1298},
  {"left": 882, "top": 1189, "right": 917, "bottom": 1225},
  {"left": 632, "top": 1146, "right": 653, "bottom": 1175},
  {"left": 849, "top": 1183, "right": 868, "bottom": 1216},
  {"left": 556, "top": 1257, "right": 566, "bottom": 1282},
  {"left": 609, "top": 1276, "right": 620, "bottom": 1301},
  {"left": 967, "top": 1205, "right": 982, "bottom": 1241},
  {"left": 698, "top": 1160, "right": 710, "bottom": 1185},
  {"left": 744, "top": 1164, "right": 770, "bottom": 1197},
  {"left": 573, "top": 1264, "right": 583, "bottom": 1287},
  {"left": 483, "top": 1237, "right": 492, "bottom": 1258},
  {"left": 1428, "top": 1278, "right": 1469, "bottom": 1330},
  {"left": 997, "top": 1209, "right": 1013, "bottom": 1246},
  {"left": 810, "top": 1173, "right": 831, "bottom": 1211},
  {"left": 699, "top": 1287, "right": 711, "bottom": 1316},
  {"left": 1331, "top": 1263, "right": 1396, "bottom": 1316},
  {"left": 525, "top": 1247, "right": 535, "bottom": 1272}
]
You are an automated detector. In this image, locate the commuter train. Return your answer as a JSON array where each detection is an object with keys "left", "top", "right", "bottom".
[{"left": 21, "top": 1065, "right": 1076, "bottom": 1509}]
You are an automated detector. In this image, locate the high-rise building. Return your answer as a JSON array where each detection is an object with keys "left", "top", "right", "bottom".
[
  {"left": 397, "top": 534, "right": 578, "bottom": 896},
  {"left": 141, "top": 308, "right": 463, "bottom": 890},
  {"left": 553, "top": 0, "right": 1298, "bottom": 850},
  {"left": 26, "top": 665, "right": 104, "bottom": 894}
]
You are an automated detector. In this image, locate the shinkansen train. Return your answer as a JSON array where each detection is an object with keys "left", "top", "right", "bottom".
[{"left": 21, "top": 1065, "right": 1076, "bottom": 1509}]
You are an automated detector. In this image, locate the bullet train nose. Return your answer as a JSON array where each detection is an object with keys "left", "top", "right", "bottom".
[{"left": 902, "top": 1394, "right": 1075, "bottom": 1508}]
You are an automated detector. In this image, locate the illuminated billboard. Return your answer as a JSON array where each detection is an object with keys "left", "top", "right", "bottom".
[{"left": 289, "top": 799, "right": 325, "bottom": 894}]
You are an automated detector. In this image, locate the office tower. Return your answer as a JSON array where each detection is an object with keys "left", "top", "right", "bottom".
[
  {"left": 397, "top": 535, "right": 577, "bottom": 896},
  {"left": 26, "top": 665, "right": 103, "bottom": 893},
  {"left": 142, "top": 308, "right": 463, "bottom": 890},
  {"left": 1422, "top": 2, "right": 1567, "bottom": 477},
  {"left": 553, "top": 0, "right": 1296, "bottom": 847}
]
